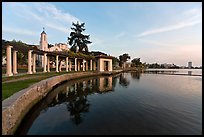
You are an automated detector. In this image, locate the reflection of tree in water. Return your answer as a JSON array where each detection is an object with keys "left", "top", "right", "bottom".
[
  {"left": 67, "top": 95, "right": 90, "bottom": 125},
  {"left": 119, "top": 73, "right": 130, "bottom": 87},
  {"left": 112, "top": 76, "right": 117, "bottom": 91},
  {"left": 66, "top": 82, "right": 90, "bottom": 125},
  {"left": 130, "top": 72, "right": 141, "bottom": 80}
]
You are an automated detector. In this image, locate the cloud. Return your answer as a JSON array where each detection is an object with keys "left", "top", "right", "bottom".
[
  {"left": 4, "top": 2, "right": 80, "bottom": 34},
  {"left": 137, "top": 7, "right": 202, "bottom": 37},
  {"left": 114, "top": 32, "right": 126, "bottom": 39},
  {"left": 2, "top": 26, "right": 38, "bottom": 36}
]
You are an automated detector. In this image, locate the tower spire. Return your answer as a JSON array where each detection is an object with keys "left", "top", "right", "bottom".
[{"left": 41, "top": 27, "right": 46, "bottom": 34}]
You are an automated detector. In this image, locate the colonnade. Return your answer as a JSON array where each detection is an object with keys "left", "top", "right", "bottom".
[{"left": 5, "top": 45, "right": 96, "bottom": 76}]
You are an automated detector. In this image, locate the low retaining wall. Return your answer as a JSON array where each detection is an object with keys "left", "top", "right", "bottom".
[{"left": 2, "top": 70, "right": 122, "bottom": 135}]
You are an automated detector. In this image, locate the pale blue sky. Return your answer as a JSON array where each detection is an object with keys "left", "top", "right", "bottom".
[{"left": 2, "top": 2, "right": 202, "bottom": 66}]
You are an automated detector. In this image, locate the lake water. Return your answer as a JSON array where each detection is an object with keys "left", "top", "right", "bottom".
[
  {"left": 15, "top": 71, "right": 202, "bottom": 135},
  {"left": 145, "top": 69, "right": 202, "bottom": 75}
]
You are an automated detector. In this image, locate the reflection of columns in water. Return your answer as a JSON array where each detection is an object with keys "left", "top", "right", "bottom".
[
  {"left": 98, "top": 77, "right": 113, "bottom": 92},
  {"left": 66, "top": 86, "right": 69, "bottom": 97},
  {"left": 108, "top": 77, "right": 112, "bottom": 87},
  {"left": 74, "top": 83, "right": 77, "bottom": 93},
  {"left": 83, "top": 81, "right": 86, "bottom": 91},
  {"left": 90, "top": 79, "right": 93, "bottom": 88},
  {"left": 55, "top": 93, "right": 59, "bottom": 102}
]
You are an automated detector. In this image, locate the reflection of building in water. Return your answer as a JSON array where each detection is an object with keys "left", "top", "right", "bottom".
[
  {"left": 188, "top": 71, "right": 192, "bottom": 75},
  {"left": 98, "top": 77, "right": 113, "bottom": 92}
]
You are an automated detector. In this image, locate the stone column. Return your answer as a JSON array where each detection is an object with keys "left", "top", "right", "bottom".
[
  {"left": 93, "top": 61, "right": 96, "bottom": 71},
  {"left": 86, "top": 60, "right": 88, "bottom": 71},
  {"left": 27, "top": 50, "right": 33, "bottom": 74},
  {"left": 109, "top": 60, "right": 113, "bottom": 71},
  {"left": 69, "top": 60, "right": 72, "bottom": 71},
  {"left": 59, "top": 61, "right": 62, "bottom": 72},
  {"left": 13, "top": 50, "right": 18, "bottom": 75},
  {"left": 6, "top": 45, "right": 13, "bottom": 76},
  {"left": 47, "top": 56, "right": 50, "bottom": 72},
  {"left": 75, "top": 58, "right": 77, "bottom": 71},
  {"left": 43, "top": 53, "right": 47, "bottom": 72},
  {"left": 90, "top": 59, "right": 92, "bottom": 71},
  {"left": 33, "top": 53, "right": 36, "bottom": 73},
  {"left": 56, "top": 55, "right": 59, "bottom": 72},
  {"left": 83, "top": 59, "right": 85, "bottom": 71},
  {"left": 78, "top": 60, "right": 80, "bottom": 71},
  {"left": 66, "top": 57, "right": 69, "bottom": 72}
]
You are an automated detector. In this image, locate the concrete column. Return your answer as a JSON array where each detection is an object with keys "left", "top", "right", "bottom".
[
  {"left": 109, "top": 60, "right": 113, "bottom": 71},
  {"left": 33, "top": 54, "right": 36, "bottom": 73},
  {"left": 66, "top": 57, "right": 69, "bottom": 72},
  {"left": 13, "top": 50, "right": 18, "bottom": 75},
  {"left": 86, "top": 60, "right": 88, "bottom": 71},
  {"left": 90, "top": 59, "right": 92, "bottom": 71},
  {"left": 56, "top": 55, "right": 59, "bottom": 72},
  {"left": 47, "top": 56, "right": 50, "bottom": 72},
  {"left": 59, "top": 61, "right": 62, "bottom": 72},
  {"left": 78, "top": 60, "right": 80, "bottom": 71},
  {"left": 75, "top": 58, "right": 77, "bottom": 71},
  {"left": 43, "top": 53, "right": 47, "bottom": 72},
  {"left": 93, "top": 61, "right": 96, "bottom": 71},
  {"left": 69, "top": 60, "right": 72, "bottom": 71},
  {"left": 27, "top": 50, "right": 33, "bottom": 74},
  {"left": 6, "top": 45, "right": 13, "bottom": 76},
  {"left": 83, "top": 59, "right": 85, "bottom": 71}
]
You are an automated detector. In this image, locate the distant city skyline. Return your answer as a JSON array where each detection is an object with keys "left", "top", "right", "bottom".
[{"left": 2, "top": 2, "right": 202, "bottom": 66}]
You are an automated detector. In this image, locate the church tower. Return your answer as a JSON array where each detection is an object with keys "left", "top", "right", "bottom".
[
  {"left": 40, "top": 27, "right": 48, "bottom": 51},
  {"left": 39, "top": 28, "right": 48, "bottom": 67}
]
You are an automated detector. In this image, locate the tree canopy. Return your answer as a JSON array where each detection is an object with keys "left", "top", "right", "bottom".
[
  {"left": 68, "top": 22, "right": 92, "bottom": 53},
  {"left": 119, "top": 53, "right": 130, "bottom": 67},
  {"left": 131, "top": 58, "right": 142, "bottom": 67}
]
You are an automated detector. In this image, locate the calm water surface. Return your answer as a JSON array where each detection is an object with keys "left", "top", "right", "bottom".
[
  {"left": 15, "top": 72, "right": 202, "bottom": 135},
  {"left": 146, "top": 69, "right": 202, "bottom": 75}
]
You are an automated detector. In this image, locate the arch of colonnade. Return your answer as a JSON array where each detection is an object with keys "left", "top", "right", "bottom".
[{"left": 2, "top": 43, "right": 97, "bottom": 77}]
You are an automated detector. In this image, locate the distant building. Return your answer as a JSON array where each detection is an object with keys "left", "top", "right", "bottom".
[
  {"left": 188, "top": 61, "right": 192, "bottom": 69},
  {"left": 163, "top": 63, "right": 172, "bottom": 69},
  {"left": 49, "top": 43, "right": 69, "bottom": 52}
]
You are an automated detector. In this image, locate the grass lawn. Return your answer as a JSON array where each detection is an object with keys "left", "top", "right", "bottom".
[
  {"left": 2, "top": 78, "right": 44, "bottom": 100},
  {"left": 2, "top": 70, "right": 87, "bottom": 101}
]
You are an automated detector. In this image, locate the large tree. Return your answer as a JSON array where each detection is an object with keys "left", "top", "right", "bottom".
[
  {"left": 119, "top": 53, "right": 130, "bottom": 69},
  {"left": 131, "top": 58, "right": 142, "bottom": 67},
  {"left": 68, "top": 21, "right": 92, "bottom": 53}
]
